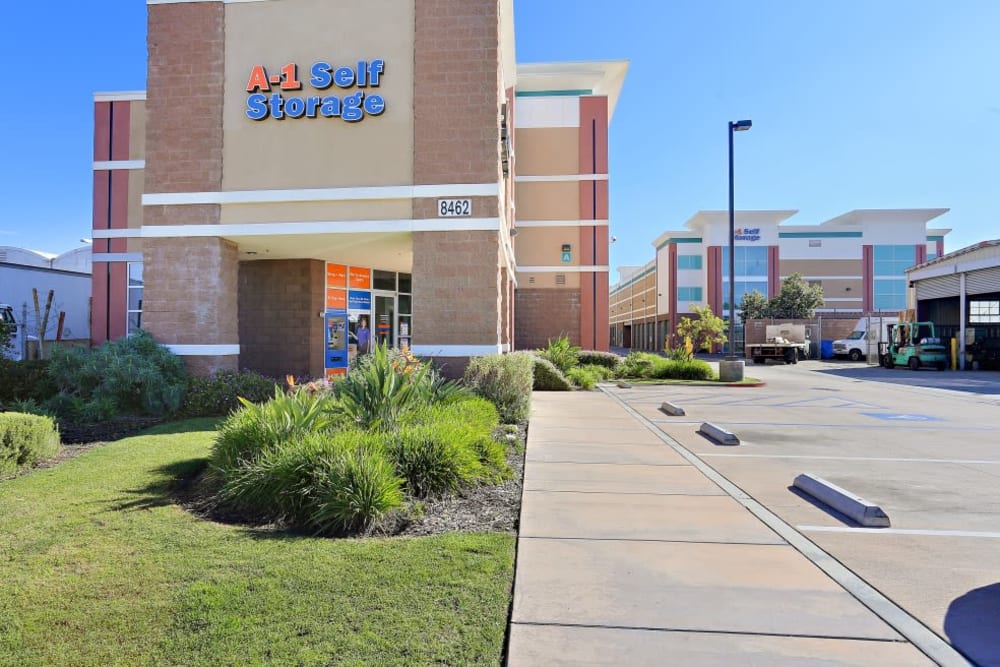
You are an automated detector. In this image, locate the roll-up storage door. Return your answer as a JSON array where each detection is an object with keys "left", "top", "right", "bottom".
[
  {"left": 966, "top": 267, "right": 1000, "bottom": 295},
  {"left": 915, "top": 274, "right": 960, "bottom": 300}
]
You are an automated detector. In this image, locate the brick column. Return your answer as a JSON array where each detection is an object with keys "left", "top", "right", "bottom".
[
  {"left": 143, "top": 2, "right": 234, "bottom": 374},
  {"left": 411, "top": 0, "right": 503, "bottom": 368}
]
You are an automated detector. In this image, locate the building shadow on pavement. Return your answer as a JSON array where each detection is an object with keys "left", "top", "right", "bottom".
[
  {"left": 814, "top": 366, "right": 1000, "bottom": 396},
  {"left": 944, "top": 582, "right": 1000, "bottom": 666}
]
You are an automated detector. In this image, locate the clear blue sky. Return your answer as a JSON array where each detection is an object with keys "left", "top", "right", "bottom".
[{"left": 2, "top": 2, "right": 998, "bottom": 274}]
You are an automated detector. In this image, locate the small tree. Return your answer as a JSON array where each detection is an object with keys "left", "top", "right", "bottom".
[
  {"left": 0, "top": 317, "right": 14, "bottom": 357},
  {"left": 676, "top": 305, "right": 728, "bottom": 353},
  {"left": 769, "top": 273, "right": 824, "bottom": 319},
  {"left": 738, "top": 289, "right": 771, "bottom": 322}
]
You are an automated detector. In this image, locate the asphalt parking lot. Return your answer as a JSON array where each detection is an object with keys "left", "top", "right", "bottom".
[{"left": 609, "top": 361, "right": 1000, "bottom": 666}]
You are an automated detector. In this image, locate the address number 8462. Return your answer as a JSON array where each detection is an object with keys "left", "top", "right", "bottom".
[{"left": 437, "top": 199, "right": 472, "bottom": 217}]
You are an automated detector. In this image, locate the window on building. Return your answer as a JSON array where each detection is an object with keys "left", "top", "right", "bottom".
[
  {"left": 722, "top": 281, "right": 769, "bottom": 312},
  {"left": 873, "top": 279, "right": 907, "bottom": 311},
  {"left": 721, "top": 246, "right": 769, "bottom": 277},
  {"left": 127, "top": 262, "right": 143, "bottom": 335},
  {"left": 677, "top": 254, "right": 703, "bottom": 270},
  {"left": 677, "top": 286, "right": 703, "bottom": 302},
  {"left": 970, "top": 301, "right": 1000, "bottom": 323},
  {"left": 873, "top": 245, "right": 916, "bottom": 276}
]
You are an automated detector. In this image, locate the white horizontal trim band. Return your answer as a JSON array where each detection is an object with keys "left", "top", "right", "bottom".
[
  {"left": 94, "top": 91, "right": 146, "bottom": 102},
  {"left": 822, "top": 297, "right": 863, "bottom": 302},
  {"left": 411, "top": 345, "right": 502, "bottom": 356},
  {"left": 92, "top": 218, "right": 501, "bottom": 239},
  {"left": 93, "top": 160, "right": 145, "bottom": 171},
  {"left": 165, "top": 344, "right": 240, "bottom": 356},
  {"left": 517, "top": 265, "right": 610, "bottom": 273},
  {"left": 514, "top": 174, "right": 608, "bottom": 183},
  {"left": 815, "top": 308, "right": 863, "bottom": 313},
  {"left": 92, "top": 253, "right": 144, "bottom": 262},
  {"left": 143, "top": 183, "right": 499, "bottom": 206},
  {"left": 515, "top": 219, "right": 609, "bottom": 228}
]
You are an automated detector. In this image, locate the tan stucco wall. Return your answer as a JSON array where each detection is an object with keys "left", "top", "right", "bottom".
[
  {"left": 781, "top": 259, "right": 862, "bottom": 277},
  {"left": 514, "top": 128, "right": 579, "bottom": 176},
  {"left": 514, "top": 182, "right": 579, "bottom": 220},
  {"left": 220, "top": 200, "right": 412, "bottom": 224},
  {"left": 516, "top": 227, "right": 580, "bottom": 266},
  {"left": 128, "top": 170, "right": 144, "bottom": 230},
  {"left": 129, "top": 100, "right": 146, "bottom": 160},
  {"left": 222, "top": 0, "right": 415, "bottom": 193}
]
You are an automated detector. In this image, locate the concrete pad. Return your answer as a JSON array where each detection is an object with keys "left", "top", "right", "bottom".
[
  {"left": 523, "top": 462, "right": 725, "bottom": 495},
  {"left": 520, "top": 491, "right": 784, "bottom": 544},
  {"left": 508, "top": 624, "right": 933, "bottom": 667},
  {"left": 525, "top": 442, "right": 687, "bottom": 466},
  {"left": 512, "top": 538, "right": 902, "bottom": 640},
  {"left": 528, "top": 425, "right": 665, "bottom": 446}
]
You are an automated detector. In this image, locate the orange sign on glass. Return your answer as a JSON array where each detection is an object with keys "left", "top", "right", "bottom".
[
  {"left": 326, "top": 289, "right": 347, "bottom": 310},
  {"left": 326, "top": 367, "right": 347, "bottom": 379},
  {"left": 349, "top": 266, "right": 371, "bottom": 289},
  {"left": 326, "top": 263, "right": 347, "bottom": 288}
]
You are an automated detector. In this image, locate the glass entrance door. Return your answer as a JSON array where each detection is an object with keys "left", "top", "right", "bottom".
[{"left": 373, "top": 292, "right": 396, "bottom": 348}]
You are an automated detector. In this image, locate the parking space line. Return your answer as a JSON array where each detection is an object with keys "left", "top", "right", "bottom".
[
  {"left": 799, "top": 526, "right": 1000, "bottom": 539},
  {"left": 650, "top": 419, "right": 993, "bottom": 431},
  {"left": 699, "top": 453, "right": 1000, "bottom": 465}
]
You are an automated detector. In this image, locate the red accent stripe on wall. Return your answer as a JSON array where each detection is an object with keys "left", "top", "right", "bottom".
[
  {"left": 707, "top": 247, "right": 721, "bottom": 315},
  {"left": 915, "top": 244, "right": 927, "bottom": 265},
  {"left": 668, "top": 244, "right": 678, "bottom": 341},
  {"left": 94, "top": 103, "right": 112, "bottom": 162},
  {"left": 937, "top": 239, "right": 944, "bottom": 258},
  {"left": 111, "top": 101, "right": 131, "bottom": 161},
  {"left": 862, "top": 245, "right": 874, "bottom": 312},
  {"left": 578, "top": 96, "right": 610, "bottom": 351},
  {"left": 108, "top": 262, "right": 128, "bottom": 341},
  {"left": 91, "top": 263, "right": 109, "bottom": 345},
  {"left": 768, "top": 245, "right": 780, "bottom": 297}
]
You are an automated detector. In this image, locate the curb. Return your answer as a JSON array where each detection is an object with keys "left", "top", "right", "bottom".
[
  {"left": 699, "top": 422, "right": 740, "bottom": 446},
  {"left": 793, "top": 473, "right": 891, "bottom": 528}
]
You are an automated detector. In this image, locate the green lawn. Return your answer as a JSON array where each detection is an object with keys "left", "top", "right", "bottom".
[{"left": 0, "top": 421, "right": 516, "bottom": 667}]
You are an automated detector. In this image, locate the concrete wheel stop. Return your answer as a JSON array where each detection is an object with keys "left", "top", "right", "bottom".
[
  {"left": 659, "top": 401, "right": 685, "bottom": 416},
  {"left": 699, "top": 422, "right": 739, "bottom": 445},
  {"left": 616, "top": 380, "right": 632, "bottom": 389},
  {"left": 793, "top": 473, "right": 891, "bottom": 528}
]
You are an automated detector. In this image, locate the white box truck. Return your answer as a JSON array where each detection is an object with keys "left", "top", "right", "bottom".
[{"left": 833, "top": 316, "right": 899, "bottom": 361}]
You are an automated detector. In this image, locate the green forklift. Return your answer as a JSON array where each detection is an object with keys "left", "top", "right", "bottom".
[{"left": 878, "top": 321, "right": 948, "bottom": 371}]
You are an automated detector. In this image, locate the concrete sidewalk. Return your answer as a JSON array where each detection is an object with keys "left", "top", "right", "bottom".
[{"left": 506, "top": 391, "right": 936, "bottom": 666}]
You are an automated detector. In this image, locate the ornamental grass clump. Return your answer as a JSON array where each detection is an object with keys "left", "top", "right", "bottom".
[
  {"left": 0, "top": 412, "right": 60, "bottom": 475},
  {"left": 538, "top": 335, "right": 581, "bottom": 373},
  {"left": 463, "top": 352, "right": 533, "bottom": 424}
]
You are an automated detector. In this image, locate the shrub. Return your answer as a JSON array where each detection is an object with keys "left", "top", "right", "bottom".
[
  {"left": 463, "top": 352, "right": 533, "bottom": 423},
  {"left": 617, "top": 352, "right": 665, "bottom": 379},
  {"left": 46, "top": 332, "right": 188, "bottom": 420},
  {"left": 399, "top": 398, "right": 507, "bottom": 481},
  {"left": 538, "top": 336, "right": 580, "bottom": 373},
  {"left": 532, "top": 356, "right": 573, "bottom": 391},
  {"left": 309, "top": 442, "right": 404, "bottom": 535},
  {"left": 332, "top": 343, "right": 434, "bottom": 432},
  {"left": 181, "top": 370, "right": 280, "bottom": 418},
  {"left": 0, "top": 412, "right": 60, "bottom": 474},
  {"left": 0, "top": 359, "right": 57, "bottom": 405},
  {"left": 565, "top": 367, "right": 597, "bottom": 390},
  {"left": 577, "top": 350, "right": 620, "bottom": 370},
  {"left": 382, "top": 424, "right": 482, "bottom": 497},
  {"left": 653, "top": 359, "right": 716, "bottom": 381},
  {"left": 216, "top": 430, "right": 403, "bottom": 535},
  {"left": 210, "top": 387, "right": 339, "bottom": 483},
  {"left": 581, "top": 363, "right": 615, "bottom": 381}
]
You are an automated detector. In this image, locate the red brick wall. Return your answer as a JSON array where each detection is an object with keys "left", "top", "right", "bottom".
[
  {"left": 411, "top": 0, "right": 503, "bottom": 352},
  {"left": 239, "top": 260, "right": 325, "bottom": 379},
  {"left": 142, "top": 3, "right": 231, "bottom": 374},
  {"left": 515, "top": 289, "right": 582, "bottom": 350},
  {"left": 145, "top": 2, "right": 224, "bottom": 194}
]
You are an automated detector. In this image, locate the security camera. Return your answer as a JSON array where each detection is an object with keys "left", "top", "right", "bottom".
[{"left": 610, "top": 236, "right": 617, "bottom": 243}]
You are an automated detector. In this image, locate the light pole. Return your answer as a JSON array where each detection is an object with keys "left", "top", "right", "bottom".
[{"left": 723, "top": 119, "right": 752, "bottom": 380}]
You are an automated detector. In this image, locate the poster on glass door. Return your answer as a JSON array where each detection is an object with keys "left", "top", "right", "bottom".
[{"left": 348, "top": 290, "right": 372, "bottom": 363}]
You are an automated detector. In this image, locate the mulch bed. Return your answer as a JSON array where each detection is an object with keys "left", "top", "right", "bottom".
[{"left": 10, "top": 417, "right": 528, "bottom": 539}]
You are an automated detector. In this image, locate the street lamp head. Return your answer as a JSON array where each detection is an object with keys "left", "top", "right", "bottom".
[{"left": 730, "top": 119, "right": 752, "bottom": 132}]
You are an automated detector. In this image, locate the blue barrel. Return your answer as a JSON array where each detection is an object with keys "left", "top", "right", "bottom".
[{"left": 820, "top": 340, "right": 834, "bottom": 359}]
